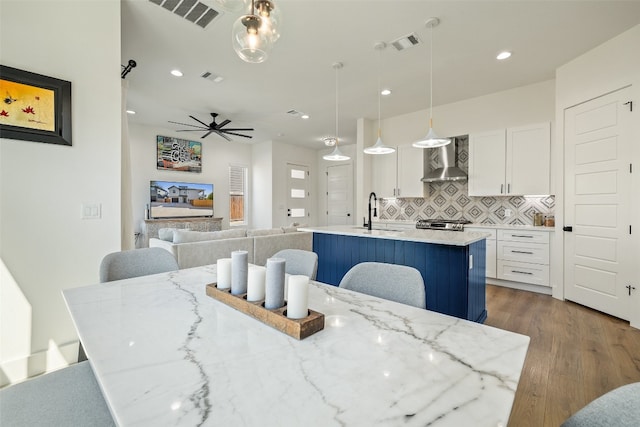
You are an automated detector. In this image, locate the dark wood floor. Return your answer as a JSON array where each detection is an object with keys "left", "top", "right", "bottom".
[{"left": 484, "top": 284, "right": 640, "bottom": 427}]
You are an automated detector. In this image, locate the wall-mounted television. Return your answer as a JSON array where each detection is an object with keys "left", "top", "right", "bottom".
[{"left": 150, "top": 180, "right": 214, "bottom": 219}]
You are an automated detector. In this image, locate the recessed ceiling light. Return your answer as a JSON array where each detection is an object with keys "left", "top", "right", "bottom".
[
  {"left": 381, "top": 89, "right": 391, "bottom": 96},
  {"left": 170, "top": 69, "right": 183, "bottom": 77},
  {"left": 301, "top": 114, "right": 310, "bottom": 119},
  {"left": 126, "top": 110, "right": 136, "bottom": 115},
  {"left": 496, "top": 51, "right": 512, "bottom": 60}
]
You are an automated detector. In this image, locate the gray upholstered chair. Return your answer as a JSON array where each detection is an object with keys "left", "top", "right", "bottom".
[
  {"left": 0, "top": 361, "right": 115, "bottom": 426},
  {"left": 339, "top": 262, "right": 426, "bottom": 309},
  {"left": 272, "top": 249, "right": 318, "bottom": 280},
  {"left": 561, "top": 382, "right": 640, "bottom": 427},
  {"left": 99, "top": 247, "right": 179, "bottom": 282}
]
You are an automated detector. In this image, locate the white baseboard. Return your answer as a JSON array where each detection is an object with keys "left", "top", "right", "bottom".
[
  {"left": 0, "top": 340, "right": 79, "bottom": 388},
  {"left": 486, "top": 278, "right": 553, "bottom": 295}
]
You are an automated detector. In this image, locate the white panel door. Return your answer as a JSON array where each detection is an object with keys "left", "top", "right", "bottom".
[
  {"left": 286, "top": 163, "right": 310, "bottom": 224},
  {"left": 507, "top": 122, "right": 551, "bottom": 195},
  {"left": 327, "top": 164, "right": 353, "bottom": 226},
  {"left": 564, "top": 86, "right": 633, "bottom": 320},
  {"left": 468, "top": 130, "right": 506, "bottom": 196}
]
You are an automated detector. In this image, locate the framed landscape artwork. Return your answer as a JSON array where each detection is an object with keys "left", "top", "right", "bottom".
[
  {"left": 0, "top": 65, "right": 72, "bottom": 146},
  {"left": 157, "top": 135, "right": 202, "bottom": 173}
]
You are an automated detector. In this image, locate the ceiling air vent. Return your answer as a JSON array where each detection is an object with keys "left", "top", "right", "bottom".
[
  {"left": 149, "top": 0, "right": 222, "bottom": 29},
  {"left": 390, "top": 32, "right": 421, "bottom": 51},
  {"left": 201, "top": 71, "right": 224, "bottom": 83},
  {"left": 286, "top": 109, "right": 303, "bottom": 117}
]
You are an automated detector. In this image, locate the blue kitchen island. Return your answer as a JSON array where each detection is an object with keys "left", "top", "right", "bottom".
[{"left": 300, "top": 225, "right": 489, "bottom": 323}]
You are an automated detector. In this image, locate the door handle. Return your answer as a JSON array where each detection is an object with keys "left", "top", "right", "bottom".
[{"left": 563, "top": 226, "right": 573, "bottom": 232}]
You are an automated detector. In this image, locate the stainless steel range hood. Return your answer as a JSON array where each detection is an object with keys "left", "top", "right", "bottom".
[{"left": 421, "top": 136, "right": 468, "bottom": 183}]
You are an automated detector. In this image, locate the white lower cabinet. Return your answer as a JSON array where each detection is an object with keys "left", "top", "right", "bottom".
[
  {"left": 497, "top": 229, "right": 550, "bottom": 286},
  {"left": 467, "top": 227, "right": 550, "bottom": 286}
]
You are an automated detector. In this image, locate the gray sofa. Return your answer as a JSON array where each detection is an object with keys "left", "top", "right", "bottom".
[{"left": 149, "top": 227, "right": 313, "bottom": 269}]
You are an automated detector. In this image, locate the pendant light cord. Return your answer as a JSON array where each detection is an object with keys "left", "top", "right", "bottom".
[
  {"left": 378, "top": 47, "right": 382, "bottom": 136},
  {"left": 429, "top": 22, "right": 433, "bottom": 128},
  {"left": 335, "top": 64, "right": 339, "bottom": 145}
]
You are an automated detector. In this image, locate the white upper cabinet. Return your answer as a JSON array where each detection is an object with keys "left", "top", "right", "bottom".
[
  {"left": 372, "top": 144, "right": 425, "bottom": 198},
  {"left": 469, "top": 122, "right": 550, "bottom": 196}
]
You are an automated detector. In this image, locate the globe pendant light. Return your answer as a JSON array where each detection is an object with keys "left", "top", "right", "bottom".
[
  {"left": 232, "top": 0, "right": 273, "bottom": 63},
  {"left": 254, "top": 0, "right": 281, "bottom": 44},
  {"left": 365, "top": 42, "right": 395, "bottom": 155},
  {"left": 413, "top": 17, "right": 450, "bottom": 149},
  {"left": 323, "top": 62, "right": 350, "bottom": 162}
]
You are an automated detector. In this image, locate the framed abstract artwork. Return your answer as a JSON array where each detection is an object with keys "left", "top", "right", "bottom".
[
  {"left": 0, "top": 65, "right": 72, "bottom": 146},
  {"left": 156, "top": 135, "right": 202, "bottom": 173}
]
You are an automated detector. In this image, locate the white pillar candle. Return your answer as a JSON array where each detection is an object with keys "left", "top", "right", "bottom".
[
  {"left": 217, "top": 258, "right": 232, "bottom": 289},
  {"left": 231, "top": 250, "right": 249, "bottom": 295},
  {"left": 246, "top": 265, "right": 266, "bottom": 302},
  {"left": 265, "top": 257, "right": 286, "bottom": 309},
  {"left": 287, "top": 275, "right": 309, "bottom": 319}
]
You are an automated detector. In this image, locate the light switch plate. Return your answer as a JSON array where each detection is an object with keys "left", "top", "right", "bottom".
[{"left": 82, "top": 203, "right": 101, "bottom": 219}]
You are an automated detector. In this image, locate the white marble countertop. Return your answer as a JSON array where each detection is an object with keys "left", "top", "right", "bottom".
[
  {"left": 63, "top": 265, "right": 529, "bottom": 426},
  {"left": 299, "top": 225, "right": 489, "bottom": 246}
]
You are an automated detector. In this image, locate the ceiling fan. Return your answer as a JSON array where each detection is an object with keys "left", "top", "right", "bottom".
[{"left": 168, "top": 113, "right": 254, "bottom": 141}]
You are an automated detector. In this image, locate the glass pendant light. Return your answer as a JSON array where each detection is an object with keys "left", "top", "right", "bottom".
[
  {"left": 413, "top": 17, "right": 450, "bottom": 149},
  {"left": 323, "top": 62, "right": 350, "bottom": 162},
  {"left": 365, "top": 42, "right": 395, "bottom": 155},
  {"left": 254, "top": 0, "right": 281, "bottom": 44},
  {"left": 232, "top": 0, "right": 273, "bottom": 63}
]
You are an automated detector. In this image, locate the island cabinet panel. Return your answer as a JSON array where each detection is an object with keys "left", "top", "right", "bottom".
[{"left": 313, "top": 233, "right": 487, "bottom": 323}]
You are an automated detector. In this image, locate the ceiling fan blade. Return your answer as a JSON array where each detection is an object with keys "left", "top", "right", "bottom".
[
  {"left": 201, "top": 131, "right": 214, "bottom": 139},
  {"left": 190, "top": 115, "right": 210, "bottom": 128},
  {"left": 217, "top": 119, "right": 231, "bottom": 128},
  {"left": 223, "top": 131, "right": 253, "bottom": 139},
  {"left": 221, "top": 128, "right": 254, "bottom": 132},
  {"left": 214, "top": 130, "right": 232, "bottom": 141},
  {"left": 175, "top": 129, "right": 209, "bottom": 132},
  {"left": 168, "top": 121, "right": 207, "bottom": 129}
]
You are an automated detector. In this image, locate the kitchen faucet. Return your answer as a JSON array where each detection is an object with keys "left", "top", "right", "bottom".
[{"left": 365, "top": 192, "right": 377, "bottom": 231}]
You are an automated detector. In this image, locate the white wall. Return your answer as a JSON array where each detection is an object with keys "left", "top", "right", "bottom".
[
  {"left": 128, "top": 123, "right": 253, "bottom": 235},
  {"left": 555, "top": 24, "right": 640, "bottom": 328},
  {"left": 0, "top": 0, "right": 121, "bottom": 385},
  {"left": 252, "top": 141, "right": 273, "bottom": 229}
]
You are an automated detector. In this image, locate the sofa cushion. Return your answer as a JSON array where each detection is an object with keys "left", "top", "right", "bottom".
[
  {"left": 246, "top": 228, "right": 284, "bottom": 237},
  {"left": 281, "top": 226, "right": 298, "bottom": 233},
  {"left": 253, "top": 231, "right": 313, "bottom": 266},
  {"left": 173, "top": 229, "right": 246, "bottom": 244},
  {"left": 158, "top": 227, "right": 182, "bottom": 242}
]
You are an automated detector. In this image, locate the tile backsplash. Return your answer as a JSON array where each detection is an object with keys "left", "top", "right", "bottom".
[{"left": 379, "top": 135, "right": 555, "bottom": 225}]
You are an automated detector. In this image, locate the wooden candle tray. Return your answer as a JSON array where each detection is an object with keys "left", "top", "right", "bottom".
[{"left": 205, "top": 283, "right": 325, "bottom": 340}]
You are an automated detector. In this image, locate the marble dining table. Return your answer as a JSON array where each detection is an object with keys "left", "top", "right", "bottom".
[{"left": 62, "top": 264, "right": 530, "bottom": 426}]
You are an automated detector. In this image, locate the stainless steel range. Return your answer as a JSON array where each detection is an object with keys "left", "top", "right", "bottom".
[{"left": 416, "top": 219, "right": 472, "bottom": 232}]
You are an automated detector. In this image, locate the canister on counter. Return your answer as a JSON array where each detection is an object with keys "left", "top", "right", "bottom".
[
  {"left": 544, "top": 215, "right": 555, "bottom": 227},
  {"left": 533, "top": 212, "right": 544, "bottom": 226}
]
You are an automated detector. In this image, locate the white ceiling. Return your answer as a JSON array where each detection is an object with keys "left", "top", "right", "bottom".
[{"left": 122, "top": 0, "right": 640, "bottom": 150}]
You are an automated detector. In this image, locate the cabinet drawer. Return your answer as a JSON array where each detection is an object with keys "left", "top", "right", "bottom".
[
  {"left": 497, "top": 241, "right": 549, "bottom": 264},
  {"left": 497, "top": 260, "right": 549, "bottom": 286},
  {"left": 466, "top": 228, "right": 497, "bottom": 240},
  {"left": 497, "top": 229, "right": 549, "bottom": 244}
]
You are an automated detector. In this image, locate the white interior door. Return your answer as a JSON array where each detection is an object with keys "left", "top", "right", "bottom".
[
  {"left": 286, "top": 163, "right": 310, "bottom": 225},
  {"left": 564, "top": 86, "right": 633, "bottom": 320},
  {"left": 327, "top": 164, "right": 353, "bottom": 226}
]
